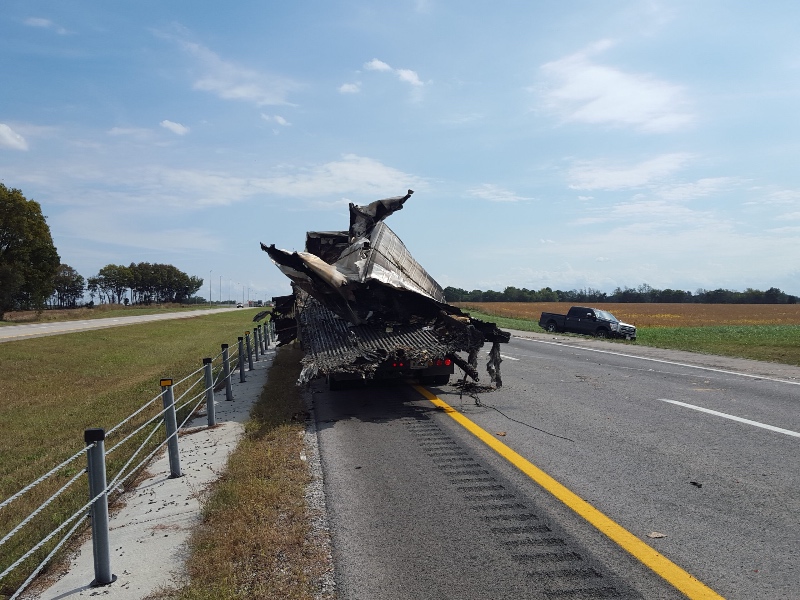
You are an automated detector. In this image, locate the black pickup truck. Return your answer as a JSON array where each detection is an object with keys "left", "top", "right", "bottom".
[{"left": 539, "top": 306, "right": 636, "bottom": 340}]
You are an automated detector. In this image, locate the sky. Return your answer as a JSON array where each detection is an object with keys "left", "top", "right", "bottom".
[{"left": 2, "top": 1, "right": 800, "bottom": 302}]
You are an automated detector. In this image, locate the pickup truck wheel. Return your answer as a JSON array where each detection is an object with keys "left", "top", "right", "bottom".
[
  {"left": 545, "top": 321, "right": 558, "bottom": 333},
  {"left": 595, "top": 328, "right": 608, "bottom": 339}
]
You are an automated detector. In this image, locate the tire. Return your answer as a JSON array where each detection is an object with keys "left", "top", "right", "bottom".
[
  {"left": 545, "top": 320, "right": 558, "bottom": 333},
  {"left": 595, "top": 328, "right": 608, "bottom": 339}
]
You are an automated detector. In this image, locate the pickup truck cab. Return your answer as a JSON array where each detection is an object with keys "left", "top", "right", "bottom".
[{"left": 539, "top": 306, "right": 636, "bottom": 340}]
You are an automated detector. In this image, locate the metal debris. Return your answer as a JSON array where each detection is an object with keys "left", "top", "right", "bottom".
[{"left": 260, "top": 190, "right": 509, "bottom": 386}]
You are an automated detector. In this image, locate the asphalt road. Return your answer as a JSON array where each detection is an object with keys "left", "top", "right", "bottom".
[
  {"left": 0, "top": 307, "right": 239, "bottom": 343},
  {"left": 312, "top": 331, "right": 799, "bottom": 599}
]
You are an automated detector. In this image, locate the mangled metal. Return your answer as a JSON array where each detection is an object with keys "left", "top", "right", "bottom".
[{"left": 261, "top": 190, "right": 509, "bottom": 387}]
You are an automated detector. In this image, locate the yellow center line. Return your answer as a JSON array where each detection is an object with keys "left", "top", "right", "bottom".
[{"left": 413, "top": 385, "right": 725, "bottom": 600}]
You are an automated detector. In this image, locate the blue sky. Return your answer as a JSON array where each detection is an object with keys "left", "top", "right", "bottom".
[{"left": 2, "top": 1, "right": 800, "bottom": 302}]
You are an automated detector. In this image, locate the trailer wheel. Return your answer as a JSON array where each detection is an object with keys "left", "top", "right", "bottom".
[{"left": 545, "top": 320, "right": 558, "bottom": 333}]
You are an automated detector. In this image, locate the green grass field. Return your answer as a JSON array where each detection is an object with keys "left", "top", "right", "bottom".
[
  {"left": 0, "top": 308, "right": 264, "bottom": 596},
  {"left": 464, "top": 309, "right": 800, "bottom": 366}
]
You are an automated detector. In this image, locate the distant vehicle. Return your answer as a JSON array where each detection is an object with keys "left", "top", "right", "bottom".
[
  {"left": 236, "top": 303, "right": 243, "bottom": 308},
  {"left": 539, "top": 306, "right": 636, "bottom": 340}
]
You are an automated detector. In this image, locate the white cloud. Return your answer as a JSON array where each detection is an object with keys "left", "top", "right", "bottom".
[
  {"left": 396, "top": 69, "right": 423, "bottom": 87},
  {"left": 539, "top": 40, "right": 693, "bottom": 132},
  {"left": 156, "top": 29, "right": 301, "bottom": 106},
  {"left": 108, "top": 127, "right": 151, "bottom": 137},
  {"left": 364, "top": 59, "right": 392, "bottom": 72},
  {"left": 363, "top": 58, "right": 425, "bottom": 89},
  {"left": 260, "top": 114, "right": 291, "bottom": 128},
  {"left": 655, "top": 177, "right": 740, "bottom": 201},
  {"left": 160, "top": 120, "right": 190, "bottom": 135},
  {"left": 24, "top": 17, "right": 68, "bottom": 34},
  {"left": 339, "top": 82, "right": 361, "bottom": 94},
  {"left": 568, "top": 153, "right": 692, "bottom": 190},
  {"left": 468, "top": 184, "right": 532, "bottom": 202},
  {"left": 261, "top": 154, "right": 426, "bottom": 200},
  {"left": 0, "top": 124, "right": 28, "bottom": 150}
]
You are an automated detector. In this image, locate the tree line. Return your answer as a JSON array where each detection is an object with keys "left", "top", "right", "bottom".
[
  {"left": 53, "top": 262, "right": 204, "bottom": 307},
  {"left": 1, "top": 183, "right": 203, "bottom": 320},
  {"left": 444, "top": 284, "right": 797, "bottom": 304}
]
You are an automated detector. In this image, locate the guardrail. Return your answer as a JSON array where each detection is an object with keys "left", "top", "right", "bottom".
[{"left": 0, "top": 321, "right": 275, "bottom": 598}]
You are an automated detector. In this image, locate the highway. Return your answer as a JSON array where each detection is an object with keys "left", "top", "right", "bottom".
[
  {"left": 312, "top": 331, "right": 799, "bottom": 599},
  {"left": 0, "top": 307, "right": 238, "bottom": 343}
]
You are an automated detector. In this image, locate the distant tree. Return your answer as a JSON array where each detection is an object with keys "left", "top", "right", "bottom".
[
  {"left": 51, "top": 264, "right": 85, "bottom": 308},
  {"left": 0, "top": 184, "right": 60, "bottom": 319},
  {"left": 123, "top": 262, "right": 202, "bottom": 304},
  {"left": 86, "top": 276, "right": 99, "bottom": 304},
  {"left": 96, "top": 264, "right": 132, "bottom": 304},
  {"left": 443, "top": 286, "right": 468, "bottom": 302}
]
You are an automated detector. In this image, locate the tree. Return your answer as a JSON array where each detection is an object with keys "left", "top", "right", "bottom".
[
  {"left": 0, "top": 184, "right": 60, "bottom": 319},
  {"left": 51, "top": 264, "right": 85, "bottom": 308},
  {"left": 97, "top": 264, "right": 132, "bottom": 304}
]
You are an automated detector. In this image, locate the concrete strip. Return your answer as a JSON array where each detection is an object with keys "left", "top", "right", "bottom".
[{"left": 25, "top": 348, "right": 275, "bottom": 600}]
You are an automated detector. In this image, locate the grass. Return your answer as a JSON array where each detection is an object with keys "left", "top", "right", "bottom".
[
  {"left": 461, "top": 306, "right": 800, "bottom": 366},
  {"left": 0, "top": 308, "right": 263, "bottom": 597},
  {"left": 158, "top": 344, "right": 327, "bottom": 600},
  {"left": 0, "top": 303, "right": 228, "bottom": 326}
]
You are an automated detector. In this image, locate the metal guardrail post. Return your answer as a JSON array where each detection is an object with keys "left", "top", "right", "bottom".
[
  {"left": 84, "top": 428, "right": 116, "bottom": 587},
  {"left": 160, "top": 379, "right": 182, "bottom": 478},
  {"left": 203, "top": 358, "right": 216, "bottom": 427},
  {"left": 221, "top": 344, "right": 233, "bottom": 401},
  {"left": 258, "top": 325, "right": 265, "bottom": 354},
  {"left": 252, "top": 327, "right": 260, "bottom": 362},
  {"left": 245, "top": 331, "right": 254, "bottom": 371},
  {"left": 238, "top": 337, "right": 246, "bottom": 382}
]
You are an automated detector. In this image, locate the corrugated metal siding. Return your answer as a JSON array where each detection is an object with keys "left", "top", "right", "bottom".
[{"left": 298, "top": 297, "right": 449, "bottom": 373}]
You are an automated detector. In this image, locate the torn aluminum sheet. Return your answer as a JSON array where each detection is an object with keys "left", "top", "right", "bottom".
[{"left": 261, "top": 190, "right": 509, "bottom": 386}]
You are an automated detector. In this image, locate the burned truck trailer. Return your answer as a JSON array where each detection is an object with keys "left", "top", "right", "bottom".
[{"left": 260, "top": 190, "right": 509, "bottom": 389}]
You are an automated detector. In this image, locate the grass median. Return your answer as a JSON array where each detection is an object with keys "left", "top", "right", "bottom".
[
  {"left": 159, "top": 343, "right": 327, "bottom": 600},
  {"left": 0, "top": 309, "right": 265, "bottom": 596}
]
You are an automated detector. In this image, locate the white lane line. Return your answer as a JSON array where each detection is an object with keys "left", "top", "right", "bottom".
[
  {"left": 659, "top": 399, "right": 800, "bottom": 438},
  {"left": 484, "top": 350, "right": 520, "bottom": 361},
  {"left": 516, "top": 336, "right": 800, "bottom": 386}
]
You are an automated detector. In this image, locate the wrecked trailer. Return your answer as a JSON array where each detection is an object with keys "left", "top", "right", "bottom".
[{"left": 260, "top": 190, "right": 510, "bottom": 389}]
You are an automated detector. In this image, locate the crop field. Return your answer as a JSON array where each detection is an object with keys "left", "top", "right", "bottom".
[{"left": 455, "top": 302, "right": 800, "bottom": 328}]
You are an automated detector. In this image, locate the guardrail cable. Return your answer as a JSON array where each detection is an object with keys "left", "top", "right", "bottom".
[
  {"left": 0, "top": 445, "right": 90, "bottom": 512},
  {"left": 105, "top": 392, "right": 162, "bottom": 438},
  {"left": 106, "top": 421, "right": 163, "bottom": 494},
  {"left": 2, "top": 333, "right": 248, "bottom": 591},
  {"left": 0, "top": 468, "right": 86, "bottom": 551},
  {"left": 8, "top": 513, "right": 89, "bottom": 600},
  {"left": 172, "top": 364, "right": 205, "bottom": 388},
  {"left": 105, "top": 404, "right": 170, "bottom": 457},
  {"left": 0, "top": 486, "right": 107, "bottom": 584}
]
